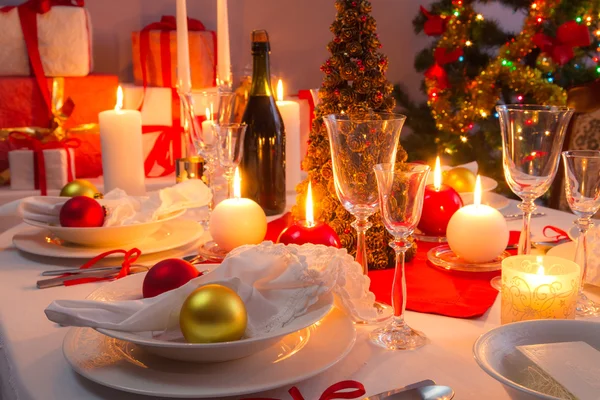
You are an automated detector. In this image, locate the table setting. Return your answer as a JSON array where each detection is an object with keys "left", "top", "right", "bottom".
[{"left": 1, "top": 0, "right": 600, "bottom": 399}]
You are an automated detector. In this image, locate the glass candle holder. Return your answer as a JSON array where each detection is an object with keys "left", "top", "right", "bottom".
[{"left": 501, "top": 255, "right": 580, "bottom": 324}]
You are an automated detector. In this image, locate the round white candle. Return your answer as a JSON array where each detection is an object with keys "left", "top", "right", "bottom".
[
  {"left": 276, "top": 80, "right": 300, "bottom": 192},
  {"left": 99, "top": 86, "right": 146, "bottom": 196},
  {"left": 446, "top": 176, "right": 509, "bottom": 263},
  {"left": 217, "top": 0, "right": 231, "bottom": 86},
  {"left": 176, "top": 0, "right": 192, "bottom": 92},
  {"left": 501, "top": 255, "right": 580, "bottom": 324},
  {"left": 209, "top": 168, "right": 267, "bottom": 252}
]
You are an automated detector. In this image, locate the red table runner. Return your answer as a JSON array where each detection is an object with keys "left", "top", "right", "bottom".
[{"left": 266, "top": 213, "right": 502, "bottom": 319}]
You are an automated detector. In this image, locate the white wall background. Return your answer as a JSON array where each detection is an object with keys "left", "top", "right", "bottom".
[{"left": 0, "top": 0, "right": 525, "bottom": 102}]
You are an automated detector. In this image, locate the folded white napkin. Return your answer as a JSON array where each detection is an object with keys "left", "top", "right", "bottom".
[
  {"left": 0, "top": 180, "right": 211, "bottom": 227},
  {"left": 45, "top": 242, "right": 377, "bottom": 338}
]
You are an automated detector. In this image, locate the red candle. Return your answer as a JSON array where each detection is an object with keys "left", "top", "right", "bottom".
[
  {"left": 277, "top": 182, "right": 341, "bottom": 247},
  {"left": 417, "top": 157, "right": 463, "bottom": 236}
]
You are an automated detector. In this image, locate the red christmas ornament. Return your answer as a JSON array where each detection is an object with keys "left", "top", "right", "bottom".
[
  {"left": 420, "top": 6, "right": 447, "bottom": 36},
  {"left": 59, "top": 196, "right": 105, "bottom": 228},
  {"left": 142, "top": 258, "right": 200, "bottom": 298},
  {"left": 533, "top": 20, "right": 591, "bottom": 65}
]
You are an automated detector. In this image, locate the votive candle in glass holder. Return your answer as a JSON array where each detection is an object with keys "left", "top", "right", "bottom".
[{"left": 501, "top": 255, "right": 580, "bottom": 324}]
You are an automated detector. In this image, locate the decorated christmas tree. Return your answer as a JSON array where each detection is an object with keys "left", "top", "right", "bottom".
[
  {"left": 292, "top": 0, "right": 415, "bottom": 269},
  {"left": 395, "top": 0, "right": 600, "bottom": 184}
]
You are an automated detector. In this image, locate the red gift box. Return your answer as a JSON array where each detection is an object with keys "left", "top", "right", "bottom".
[{"left": 0, "top": 74, "right": 119, "bottom": 179}]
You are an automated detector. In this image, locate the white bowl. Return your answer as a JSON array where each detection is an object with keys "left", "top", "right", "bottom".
[
  {"left": 88, "top": 269, "right": 334, "bottom": 363},
  {"left": 23, "top": 210, "right": 185, "bottom": 247},
  {"left": 474, "top": 319, "right": 600, "bottom": 399}
]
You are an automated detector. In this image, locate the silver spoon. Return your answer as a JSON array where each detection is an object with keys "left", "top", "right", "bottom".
[{"left": 383, "top": 385, "right": 454, "bottom": 400}]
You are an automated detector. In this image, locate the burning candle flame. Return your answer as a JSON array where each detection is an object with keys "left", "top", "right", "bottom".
[
  {"left": 233, "top": 167, "right": 241, "bottom": 199},
  {"left": 115, "top": 86, "right": 123, "bottom": 111},
  {"left": 474, "top": 175, "right": 482, "bottom": 206},
  {"left": 306, "top": 181, "right": 315, "bottom": 227},
  {"left": 433, "top": 156, "right": 442, "bottom": 190},
  {"left": 276, "top": 79, "right": 284, "bottom": 102},
  {"left": 205, "top": 107, "right": 212, "bottom": 121}
]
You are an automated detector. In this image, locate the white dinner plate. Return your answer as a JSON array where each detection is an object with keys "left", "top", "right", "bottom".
[
  {"left": 63, "top": 307, "right": 355, "bottom": 398},
  {"left": 12, "top": 219, "right": 203, "bottom": 259},
  {"left": 474, "top": 319, "right": 600, "bottom": 400},
  {"left": 88, "top": 271, "right": 334, "bottom": 363},
  {"left": 23, "top": 210, "right": 185, "bottom": 247},
  {"left": 459, "top": 191, "right": 509, "bottom": 210}
]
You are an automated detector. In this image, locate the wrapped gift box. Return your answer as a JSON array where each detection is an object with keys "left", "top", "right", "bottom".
[
  {"left": 132, "top": 28, "right": 216, "bottom": 89},
  {"left": 0, "top": 5, "right": 92, "bottom": 77},
  {"left": 9, "top": 148, "right": 75, "bottom": 190},
  {"left": 0, "top": 74, "right": 119, "bottom": 179}
]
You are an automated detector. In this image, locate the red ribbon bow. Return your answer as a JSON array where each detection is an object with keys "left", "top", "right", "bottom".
[
  {"left": 61, "top": 248, "right": 142, "bottom": 287},
  {"left": 420, "top": 6, "right": 447, "bottom": 36},
  {"left": 543, "top": 226, "right": 570, "bottom": 242},
  {"left": 242, "top": 380, "right": 366, "bottom": 400},
  {"left": 8, "top": 132, "right": 80, "bottom": 195},
  {"left": 1, "top": 0, "right": 85, "bottom": 120},
  {"left": 425, "top": 48, "right": 463, "bottom": 91},
  {"left": 533, "top": 21, "right": 591, "bottom": 66}
]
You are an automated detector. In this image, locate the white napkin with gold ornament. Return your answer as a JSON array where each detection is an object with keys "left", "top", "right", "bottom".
[
  {"left": 0, "top": 180, "right": 211, "bottom": 227},
  {"left": 45, "top": 242, "right": 377, "bottom": 338}
]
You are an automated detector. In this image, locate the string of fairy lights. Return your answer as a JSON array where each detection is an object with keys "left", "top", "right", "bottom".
[{"left": 424, "top": 0, "right": 600, "bottom": 148}]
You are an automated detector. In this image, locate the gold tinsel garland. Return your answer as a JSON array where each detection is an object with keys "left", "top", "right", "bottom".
[{"left": 426, "top": 0, "right": 568, "bottom": 135}]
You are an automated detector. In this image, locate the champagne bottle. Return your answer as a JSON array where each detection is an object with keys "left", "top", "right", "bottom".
[{"left": 240, "top": 30, "right": 286, "bottom": 215}]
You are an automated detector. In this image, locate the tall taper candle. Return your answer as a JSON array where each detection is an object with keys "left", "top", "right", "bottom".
[
  {"left": 99, "top": 86, "right": 146, "bottom": 196},
  {"left": 176, "top": 0, "right": 192, "bottom": 92},
  {"left": 217, "top": 0, "right": 231, "bottom": 86},
  {"left": 275, "top": 80, "right": 301, "bottom": 192}
]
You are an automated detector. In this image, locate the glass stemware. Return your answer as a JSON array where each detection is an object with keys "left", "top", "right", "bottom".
[
  {"left": 214, "top": 123, "right": 247, "bottom": 198},
  {"left": 371, "top": 163, "right": 430, "bottom": 350},
  {"left": 562, "top": 150, "right": 600, "bottom": 317},
  {"left": 323, "top": 112, "right": 407, "bottom": 276},
  {"left": 497, "top": 104, "right": 574, "bottom": 255}
]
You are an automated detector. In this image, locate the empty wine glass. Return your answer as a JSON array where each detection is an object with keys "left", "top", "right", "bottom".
[
  {"left": 323, "top": 112, "right": 406, "bottom": 276},
  {"left": 214, "top": 123, "right": 247, "bottom": 198},
  {"left": 562, "top": 150, "right": 600, "bottom": 317},
  {"left": 371, "top": 163, "right": 430, "bottom": 350},
  {"left": 497, "top": 105, "right": 574, "bottom": 254}
]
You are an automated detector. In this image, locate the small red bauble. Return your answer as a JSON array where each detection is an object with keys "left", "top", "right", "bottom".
[
  {"left": 418, "top": 184, "right": 463, "bottom": 236},
  {"left": 59, "top": 196, "right": 105, "bottom": 228},
  {"left": 277, "top": 221, "right": 341, "bottom": 248},
  {"left": 142, "top": 259, "right": 200, "bottom": 298}
]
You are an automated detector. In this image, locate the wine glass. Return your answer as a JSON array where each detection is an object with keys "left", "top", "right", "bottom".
[
  {"left": 214, "top": 123, "right": 247, "bottom": 198},
  {"left": 562, "top": 150, "right": 600, "bottom": 317},
  {"left": 323, "top": 112, "right": 407, "bottom": 276},
  {"left": 497, "top": 105, "right": 573, "bottom": 255},
  {"left": 371, "top": 163, "right": 430, "bottom": 350}
]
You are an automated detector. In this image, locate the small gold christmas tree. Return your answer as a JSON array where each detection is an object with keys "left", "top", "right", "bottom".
[{"left": 292, "top": 0, "right": 416, "bottom": 269}]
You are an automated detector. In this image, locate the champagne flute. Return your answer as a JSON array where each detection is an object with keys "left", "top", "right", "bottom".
[
  {"left": 562, "top": 150, "right": 600, "bottom": 316},
  {"left": 214, "top": 123, "right": 247, "bottom": 198},
  {"left": 371, "top": 163, "right": 430, "bottom": 350}
]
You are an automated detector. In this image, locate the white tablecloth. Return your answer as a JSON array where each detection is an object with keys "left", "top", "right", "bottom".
[{"left": 0, "top": 198, "right": 598, "bottom": 400}]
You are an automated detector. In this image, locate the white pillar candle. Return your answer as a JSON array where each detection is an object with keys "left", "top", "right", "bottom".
[
  {"left": 99, "top": 86, "right": 146, "bottom": 196},
  {"left": 276, "top": 80, "right": 301, "bottom": 192},
  {"left": 501, "top": 255, "right": 580, "bottom": 324},
  {"left": 201, "top": 107, "right": 216, "bottom": 145},
  {"left": 446, "top": 176, "right": 509, "bottom": 263},
  {"left": 176, "top": 0, "right": 192, "bottom": 92},
  {"left": 209, "top": 168, "right": 267, "bottom": 251},
  {"left": 217, "top": 0, "right": 231, "bottom": 86}
]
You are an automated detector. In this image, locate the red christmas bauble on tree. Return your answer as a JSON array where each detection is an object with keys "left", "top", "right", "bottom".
[
  {"left": 143, "top": 259, "right": 200, "bottom": 298},
  {"left": 59, "top": 196, "right": 105, "bottom": 228}
]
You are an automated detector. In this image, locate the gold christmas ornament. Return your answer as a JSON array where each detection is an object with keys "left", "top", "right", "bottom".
[
  {"left": 59, "top": 179, "right": 100, "bottom": 198},
  {"left": 179, "top": 284, "right": 247, "bottom": 343},
  {"left": 443, "top": 167, "right": 476, "bottom": 193}
]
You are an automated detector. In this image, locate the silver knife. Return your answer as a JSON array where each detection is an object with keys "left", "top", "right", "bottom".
[
  {"left": 503, "top": 212, "right": 546, "bottom": 221},
  {"left": 41, "top": 266, "right": 125, "bottom": 276},
  {"left": 363, "top": 380, "right": 435, "bottom": 400}
]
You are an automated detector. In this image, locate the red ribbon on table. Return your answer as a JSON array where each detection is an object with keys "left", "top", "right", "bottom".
[
  {"left": 242, "top": 380, "right": 366, "bottom": 400},
  {"left": 8, "top": 132, "right": 80, "bottom": 195},
  {"left": 543, "top": 225, "right": 570, "bottom": 242},
  {"left": 0, "top": 0, "right": 84, "bottom": 121},
  {"left": 420, "top": 6, "right": 447, "bottom": 36},
  {"left": 60, "top": 248, "right": 142, "bottom": 286},
  {"left": 533, "top": 21, "right": 592, "bottom": 65},
  {"left": 425, "top": 47, "right": 463, "bottom": 91},
  {"left": 138, "top": 16, "right": 218, "bottom": 177}
]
